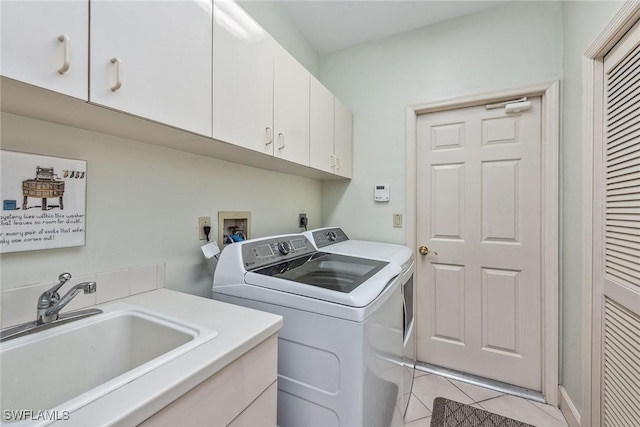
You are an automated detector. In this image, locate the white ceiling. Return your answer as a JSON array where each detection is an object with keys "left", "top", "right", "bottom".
[{"left": 275, "top": 1, "right": 511, "bottom": 55}]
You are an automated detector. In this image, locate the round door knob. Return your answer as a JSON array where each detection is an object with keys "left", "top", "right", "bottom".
[{"left": 419, "top": 246, "right": 438, "bottom": 256}]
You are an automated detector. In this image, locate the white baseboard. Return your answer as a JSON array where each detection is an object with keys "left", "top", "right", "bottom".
[{"left": 559, "top": 386, "right": 581, "bottom": 427}]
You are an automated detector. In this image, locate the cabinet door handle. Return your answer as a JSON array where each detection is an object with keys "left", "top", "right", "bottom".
[
  {"left": 265, "top": 127, "right": 273, "bottom": 146},
  {"left": 330, "top": 155, "right": 336, "bottom": 171},
  {"left": 336, "top": 156, "right": 342, "bottom": 170},
  {"left": 57, "top": 35, "right": 70, "bottom": 75},
  {"left": 278, "top": 132, "right": 285, "bottom": 149},
  {"left": 110, "top": 57, "right": 122, "bottom": 92}
]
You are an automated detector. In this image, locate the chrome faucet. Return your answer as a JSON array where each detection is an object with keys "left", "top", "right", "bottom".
[{"left": 37, "top": 272, "right": 97, "bottom": 325}]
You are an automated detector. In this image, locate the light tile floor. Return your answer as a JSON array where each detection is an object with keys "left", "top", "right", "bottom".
[{"left": 404, "top": 370, "right": 568, "bottom": 426}]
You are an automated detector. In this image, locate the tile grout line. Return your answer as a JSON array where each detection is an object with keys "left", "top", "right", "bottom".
[
  {"left": 444, "top": 378, "right": 564, "bottom": 426},
  {"left": 444, "top": 377, "right": 477, "bottom": 404},
  {"left": 403, "top": 394, "right": 432, "bottom": 425},
  {"left": 445, "top": 376, "right": 504, "bottom": 406},
  {"left": 525, "top": 398, "right": 567, "bottom": 424},
  {"left": 408, "top": 392, "right": 433, "bottom": 416}
]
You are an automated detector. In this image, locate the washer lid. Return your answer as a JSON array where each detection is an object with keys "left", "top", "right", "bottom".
[
  {"left": 245, "top": 253, "right": 401, "bottom": 307},
  {"left": 324, "top": 240, "right": 413, "bottom": 268},
  {"left": 303, "top": 228, "right": 413, "bottom": 270}
]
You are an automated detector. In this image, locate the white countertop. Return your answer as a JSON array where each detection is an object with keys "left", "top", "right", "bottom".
[{"left": 56, "top": 289, "right": 282, "bottom": 427}]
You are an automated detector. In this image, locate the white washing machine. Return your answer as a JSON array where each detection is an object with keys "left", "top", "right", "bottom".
[
  {"left": 303, "top": 227, "right": 415, "bottom": 417},
  {"left": 213, "top": 234, "right": 404, "bottom": 427}
]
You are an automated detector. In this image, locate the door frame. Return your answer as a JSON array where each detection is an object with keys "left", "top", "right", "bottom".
[
  {"left": 582, "top": 3, "right": 640, "bottom": 427},
  {"left": 405, "top": 81, "right": 560, "bottom": 405}
]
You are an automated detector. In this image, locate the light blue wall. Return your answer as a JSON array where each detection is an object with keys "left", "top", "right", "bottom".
[
  {"left": 318, "top": 1, "right": 563, "bottom": 242},
  {"left": 1, "top": 113, "right": 321, "bottom": 299},
  {"left": 561, "top": 0, "right": 624, "bottom": 413},
  {"left": 246, "top": 0, "right": 623, "bottom": 414}
]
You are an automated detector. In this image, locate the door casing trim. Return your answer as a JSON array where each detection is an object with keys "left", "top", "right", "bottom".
[
  {"left": 405, "top": 81, "right": 560, "bottom": 405},
  {"left": 582, "top": 3, "right": 640, "bottom": 426}
]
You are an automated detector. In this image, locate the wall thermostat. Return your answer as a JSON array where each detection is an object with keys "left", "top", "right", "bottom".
[{"left": 374, "top": 184, "right": 390, "bottom": 202}]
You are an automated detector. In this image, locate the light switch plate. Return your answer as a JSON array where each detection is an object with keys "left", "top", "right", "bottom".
[{"left": 393, "top": 213, "right": 402, "bottom": 228}]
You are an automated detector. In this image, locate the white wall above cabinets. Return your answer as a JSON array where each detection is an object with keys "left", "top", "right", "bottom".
[
  {"left": 0, "top": 0, "right": 88, "bottom": 100},
  {"left": 90, "top": 0, "right": 213, "bottom": 138},
  {"left": 310, "top": 77, "right": 353, "bottom": 178}
]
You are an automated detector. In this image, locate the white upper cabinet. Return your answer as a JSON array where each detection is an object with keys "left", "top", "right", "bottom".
[
  {"left": 90, "top": 0, "right": 213, "bottom": 137},
  {"left": 309, "top": 77, "right": 335, "bottom": 174},
  {"left": 273, "top": 44, "right": 310, "bottom": 166},
  {"left": 0, "top": 0, "right": 88, "bottom": 100},
  {"left": 334, "top": 98, "right": 353, "bottom": 178},
  {"left": 2, "top": 0, "right": 349, "bottom": 180},
  {"left": 212, "top": 3, "right": 275, "bottom": 155},
  {"left": 213, "top": 5, "right": 310, "bottom": 166},
  {"left": 310, "top": 76, "right": 353, "bottom": 178}
]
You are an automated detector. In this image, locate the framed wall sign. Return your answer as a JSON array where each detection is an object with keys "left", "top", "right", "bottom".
[{"left": 0, "top": 150, "right": 87, "bottom": 253}]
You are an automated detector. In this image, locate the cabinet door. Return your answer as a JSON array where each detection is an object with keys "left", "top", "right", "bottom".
[
  {"left": 334, "top": 98, "right": 353, "bottom": 178},
  {"left": 90, "top": 0, "right": 212, "bottom": 137},
  {"left": 0, "top": 1, "right": 88, "bottom": 100},
  {"left": 273, "top": 44, "right": 310, "bottom": 165},
  {"left": 309, "top": 77, "right": 335, "bottom": 174},
  {"left": 213, "top": 5, "right": 275, "bottom": 155}
]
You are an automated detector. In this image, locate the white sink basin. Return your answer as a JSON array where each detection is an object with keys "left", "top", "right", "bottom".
[{"left": 1, "top": 303, "right": 218, "bottom": 425}]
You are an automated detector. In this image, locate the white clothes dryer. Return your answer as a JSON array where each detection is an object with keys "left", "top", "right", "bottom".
[{"left": 303, "top": 227, "right": 415, "bottom": 417}]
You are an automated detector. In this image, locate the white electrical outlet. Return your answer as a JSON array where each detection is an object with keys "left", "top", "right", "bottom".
[{"left": 198, "top": 216, "right": 211, "bottom": 240}]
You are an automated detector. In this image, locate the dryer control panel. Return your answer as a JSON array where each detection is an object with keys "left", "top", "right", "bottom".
[{"left": 312, "top": 227, "right": 350, "bottom": 248}]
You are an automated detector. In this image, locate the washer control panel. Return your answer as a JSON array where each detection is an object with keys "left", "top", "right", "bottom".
[
  {"left": 241, "top": 235, "right": 314, "bottom": 270},
  {"left": 312, "top": 227, "right": 349, "bottom": 248}
]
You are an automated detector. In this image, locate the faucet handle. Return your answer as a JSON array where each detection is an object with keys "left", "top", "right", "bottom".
[{"left": 47, "top": 272, "right": 72, "bottom": 296}]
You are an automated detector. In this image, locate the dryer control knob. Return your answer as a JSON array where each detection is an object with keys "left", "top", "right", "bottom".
[
  {"left": 327, "top": 231, "right": 338, "bottom": 242},
  {"left": 277, "top": 241, "right": 291, "bottom": 255}
]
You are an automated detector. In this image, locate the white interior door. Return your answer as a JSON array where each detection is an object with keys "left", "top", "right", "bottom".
[
  {"left": 593, "top": 19, "right": 640, "bottom": 425},
  {"left": 416, "top": 98, "right": 542, "bottom": 390}
]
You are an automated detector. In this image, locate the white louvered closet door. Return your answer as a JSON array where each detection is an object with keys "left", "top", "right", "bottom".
[{"left": 599, "top": 18, "right": 640, "bottom": 427}]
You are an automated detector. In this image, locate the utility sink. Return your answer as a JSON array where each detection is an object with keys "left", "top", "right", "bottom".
[{"left": 1, "top": 304, "right": 218, "bottom": 425}]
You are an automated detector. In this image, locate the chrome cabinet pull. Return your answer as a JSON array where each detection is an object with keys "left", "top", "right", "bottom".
[
  {"left": 110, "top": 57, "right": 122, "bottom": 92},
  {"left": 278, "top": 132, "right": 285, "bottom": 149},
  {"left": 265, "top": 127, "right": 273, "bottom": 146},
  {"left": 57, "top": 35, "right": 70, "bottom": 74}
]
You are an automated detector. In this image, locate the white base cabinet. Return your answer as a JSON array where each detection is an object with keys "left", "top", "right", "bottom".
[
  {"left": 0, "top": 0, "right": 88, "bottom": 100},
  {"left": 140, "top": 334, "right": 278, "bottom": 427},
  {"left": 90, "top": 0, "right": 213, "bottom": 137}
]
